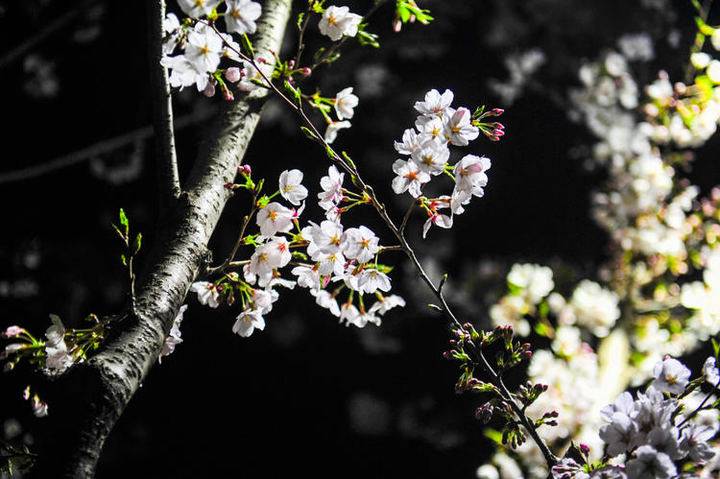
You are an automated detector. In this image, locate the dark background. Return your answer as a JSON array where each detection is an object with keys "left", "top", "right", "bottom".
[{"left": 0, "top": 0, "right": 717, "bottom": 477}]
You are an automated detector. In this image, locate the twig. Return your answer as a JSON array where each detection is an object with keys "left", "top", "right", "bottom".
[
  {"left": 0, "top": 0, "right": 95, "bottom": 70},
  {"left": 0, "top": 106, "right": 214, "bottom": 185},
  {"left": 207, "top": 188, "right": 261, "bottom": 275},
  {"left": 148, "top": 0, "right": 181, "bottom": 206}
]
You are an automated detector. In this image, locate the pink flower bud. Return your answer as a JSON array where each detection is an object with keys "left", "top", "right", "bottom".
[
  {"left": 222, "top": 87, "right": 235, "bottom": 102},
  {"left": 300, "top": 67, "right": 312, "bottom": 77},
  {"left": 392, "top": 19, "right": 402, "bottom": 32},
  {"left": 3, "top": 326, "right": 24, "bottom": 338},
  {"left": 224, "top": 67, "right": 241, "bottom": 83},
  {"left": 203, "top": 82, "right": 216, "bottom": 98},
  {"left": 238, "top": 164, "right": 252, "bottom": 176},
  {"left": 491, "top": 108, "right": 504, "bottom": 116},
  {"left": 287, "top": 59, "right": 295, "bottom": 69},
  {"left": 579, "top": 443, "right": 590, "bottom": 455}
]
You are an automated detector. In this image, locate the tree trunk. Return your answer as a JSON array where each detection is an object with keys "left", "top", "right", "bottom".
[{"left": 29, "top": 1, "right": 292, "bottom": 476}]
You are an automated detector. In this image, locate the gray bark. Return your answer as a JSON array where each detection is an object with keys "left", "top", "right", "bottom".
[{"left": 29, "top": 1, "right": 292, "bottom": 476}]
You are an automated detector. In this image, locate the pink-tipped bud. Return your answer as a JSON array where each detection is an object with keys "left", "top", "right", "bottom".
[
  {"left": 392, "top": 18, "right": 402, "bottom": 32},
  {"left": 203, "top": 82, "right": 216, "bottom": 98},
  {"left": 222, "top": 87, "right": 235, "bottom": 102},
  {"left": 579, "top": 443, "right": 590, "bottom": 455},
  {"left": 2, "top": 326, "right": 24, "bottom": 338},
  {"left": 224, "top": 67, "right": 242, "bottom": 83},
  {"left": 239, "top": 164, "right": 252, "bottom": 176},
  {"left": 300, "top": 67, "right": 312, "bottom": 77},
  {"left": 491, "top": 108, "right": 504, "bottom": 116},
  {"left": 287, "top": 59, "right": 295, "bottom": 69}
]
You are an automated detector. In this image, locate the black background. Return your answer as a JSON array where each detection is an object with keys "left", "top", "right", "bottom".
[{"left": 0, "top": 0, "right": 716, "bottom": 477}]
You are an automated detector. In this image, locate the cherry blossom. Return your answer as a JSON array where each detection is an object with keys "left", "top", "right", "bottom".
[
  {"left": 44, "top": 314, "right": 73, "bottom": 375},
  {"left": 394, "top": 128, "right": 424, "bottom": 155},
  {"left": 443, "top": 107, "right": 480, "bottom": 146},
  {"left": 324, "top": 120, "right": 352, "bottom": 144},
  {"left": 225, "top": 0, "right": 262, "bottom": 35},
  {"left": 334, "top": 87, "right": 359, "bottom": 120},
  {"left": 232, "top": 309, "right": 265, "bottom": 337},
  {"left": 341, "top": 226, "right": 379, "bottom": 263},
  {"left": 411, "top": 141, "right": 449, "bottom": 176},
  {"left": 392, "top": 159, "right": 430, "bottom": 197},
  {"left": 177, "top": 0, "right": 221, "bottom": 18},
  {"left": 159, "top": 305, "right": 188, "bottom": 362},
  {"left": 414, "top": 89, "right": 454, "bottom": 117},
  {"left": 256, "top": 202, "right": 294, "bottom": 237},
  {"left": 279, "top": 169, "right": 308, "bottom": 206},
  {"left": 318, "top": 5, "right": 362, "bottom": 42},
  {"left": 318, "top": 165, "right": 345, "bottom": 211},
  {"left": 190, "top": 281, "right": 221, "bottom": 308},
  {"left": 453, "top": 155, "right": 491, "bottom": 198},
  {"left": 651, "top": 357, "right": 690, "bottom": 395}
]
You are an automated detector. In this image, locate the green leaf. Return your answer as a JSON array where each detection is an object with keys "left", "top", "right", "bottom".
[
  {"left": 241, "top": 33, "right": 255, "bottom": 56},
  {"left": 713, "top": 337, "right": 720, "bottom": 359},
  {"left": 120, "top": 254, "right": 127, "bottom": 266},
  {"left": 301, "top": 126, "right": 318, "bottom": 141},
  {"left": 356, "top": 27, "right": 380, "bottom": 48},
  {"left": 296, "top": 12, "right": 306, "bottom": 30},
  {"left": 484, "top": 428, "right": 504, "bottom": 446},
  {"left": 133, "top": 233, "right": 142, "bottom": 255},
  {"left": 119, "top": 208, "right": 129, "bottom": 236}
]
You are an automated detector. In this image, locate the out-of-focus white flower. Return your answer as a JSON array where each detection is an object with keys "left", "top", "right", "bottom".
[
  {"left": 318, "top": 5, "right": 362, "bottom": 41},
  {"left": 507, "top": 264, "right": 554, "bottom": 304},
  {"left": 704, "top": 357, "right": 720, "bottom": 385},
  {"left": 177, "top": 0, "right": 222, "bottom": 18},
  {"left": 625, "top": 445, "right": 676, "bottom": 479},
  {"left": 225, "top": 0, "right": 262, "bottom": 35},
  {"left": 570, "top": 280, "right": 620, "bottom": 337}
]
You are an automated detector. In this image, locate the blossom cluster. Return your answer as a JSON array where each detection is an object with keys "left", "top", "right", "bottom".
[
  {"left": 392, "top": 89, "right": 500, "bottom": 237},
  {"left": 188, "top": 166, "right": 405, "bottom": 339}
]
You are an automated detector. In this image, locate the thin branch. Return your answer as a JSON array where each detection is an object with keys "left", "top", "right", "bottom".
[
  {"left": 0, "top": 106, "right": 214, "bottom": 185},
  {"left": 209, "top": 27, "right": 558, "bottom": 468},
  {"left": 207, "top": 188, "right": 261, "bottom": 275},
  {"left": 148, "top": 0, "right": 181, "bottom": 204},
  {"left": 0, "top": 0, "right": 95, "bottom": 70}
]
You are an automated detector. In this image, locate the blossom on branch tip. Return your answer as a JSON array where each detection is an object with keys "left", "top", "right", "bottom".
[
  {"left": 318, "top": 5, "right": 362, "bottom": 41},
  {"left": 414, "top": 89, "right": 454, "bottom": 117}
]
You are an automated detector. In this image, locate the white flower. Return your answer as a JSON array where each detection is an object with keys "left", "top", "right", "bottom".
[
  {"left": 232, "top": 309, "right": 265, "bottom": 337},
  {"left": 600, "top": 410, "right": 637, "bottom": 457},
  {"left": 443, "top": 107, "right": 480, "bottom": 146},
  {"left": 318, "top": 165, "right": 345, "bottom": 210},
  {"left": 570, "top": 280, "right": 620, "bottom": 337},
  {"left": 324, "top": 120, "right": 352, "bottom": 144},
  {"left": 651, "top": 357, "right": 690, "bottom": 395},
  {"left": 306, "top": 220, "right": 344, "bottom": 257},
  {"left": 411, "top": 141, "right": 449, "bottom": 176},
  {"left": 454, "top": 155, "right": 491, "bottom": 198},
  {"left": 162, "top": 13, "right": 181, "bottom": 54},
  {"left": 177, "top": 0, "right": 221, "bottom": 18},
  {"left": 184, "top": 24, "right": 224, "bottom": 73},
  {"left": 279, "top": 169, "right": 308, "bottom": 206},
  {"left": 625, "top": 445, "right": 676, "bottom": 479},
  {"left": 316, "top": 290, "right": 341, "bottom": 317},
  {"left": 341, "top": 226, "right": 380, "bottom": 263},
  {"left": 316, "top": 251, "right": 346, "bottom": 276},
  {"left": 391, "top": 159, "right": 430, "bottom": 197},
  {"left": 44, "top": 314, "right": 73, "bottom": 375},
  {"left": 551, "top": 326, "right": 582, "bottom": 357},
  {"left": 394, "top": 128, "right": 424, "bottom": 156},
  {"left": 416, "top": 115, "right": 446, "bottom": 143},
  {"left": 712, "top": 28, "right": 720, "bottom": 51},
  {"left": 225, "top": 0, "right": 262, "bottom": 35},
  {"left": 339, "top": 302, "right": 362, "bottom": 326},
  {"left": 190, "top": 281, "right": 221, "bottom": 308},
  {"left": 32, "top": 394, "right": 49, "bottom": 418},
  {"left": 162, "top": 55, "right": 210, "bottom": 91},
  {"left": 335, "top": 87, "right": 359, "bottom": 120},
  {"left": 691, "top": 52, "right": 711, "bottom": 69},
  {"left": 414, "top": 89, "right": 454, "bottom": 117},
  {"left": 359, "top": 269, "right": 391, "bottom": 294},
  {"left": 292, "top": 265, "right": 321, "bottom": 292},
  {"left": 318, "top": 5, "right": 362, "bottom": 41},
  {"left": 507, "top": 263, "right": 555, "bottom": 304},
  {"left": 160, "top": 304, "right": 188, "bottom": 362},
  {"left": 368, "top": 294, "right": 406, "bottom": 315},
  {"left": 681, "top": 424, "right": 717, "bottom": 462},
  {"left": 704, "top": 357, "right": 720, "bottom": 385},
  {"left": 710, "top": 60, "right": 720, "bottom": 84},
  {"left": 256, "top": 202, "right": 294, "bottom": 237},
  {"left": 245, "top": 237, "right": 291, "bottom": 286}
]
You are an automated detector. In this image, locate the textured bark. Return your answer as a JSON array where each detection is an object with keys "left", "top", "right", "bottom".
[{"left": 29, "top": 1, "right": 292, "bottom": 477}]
